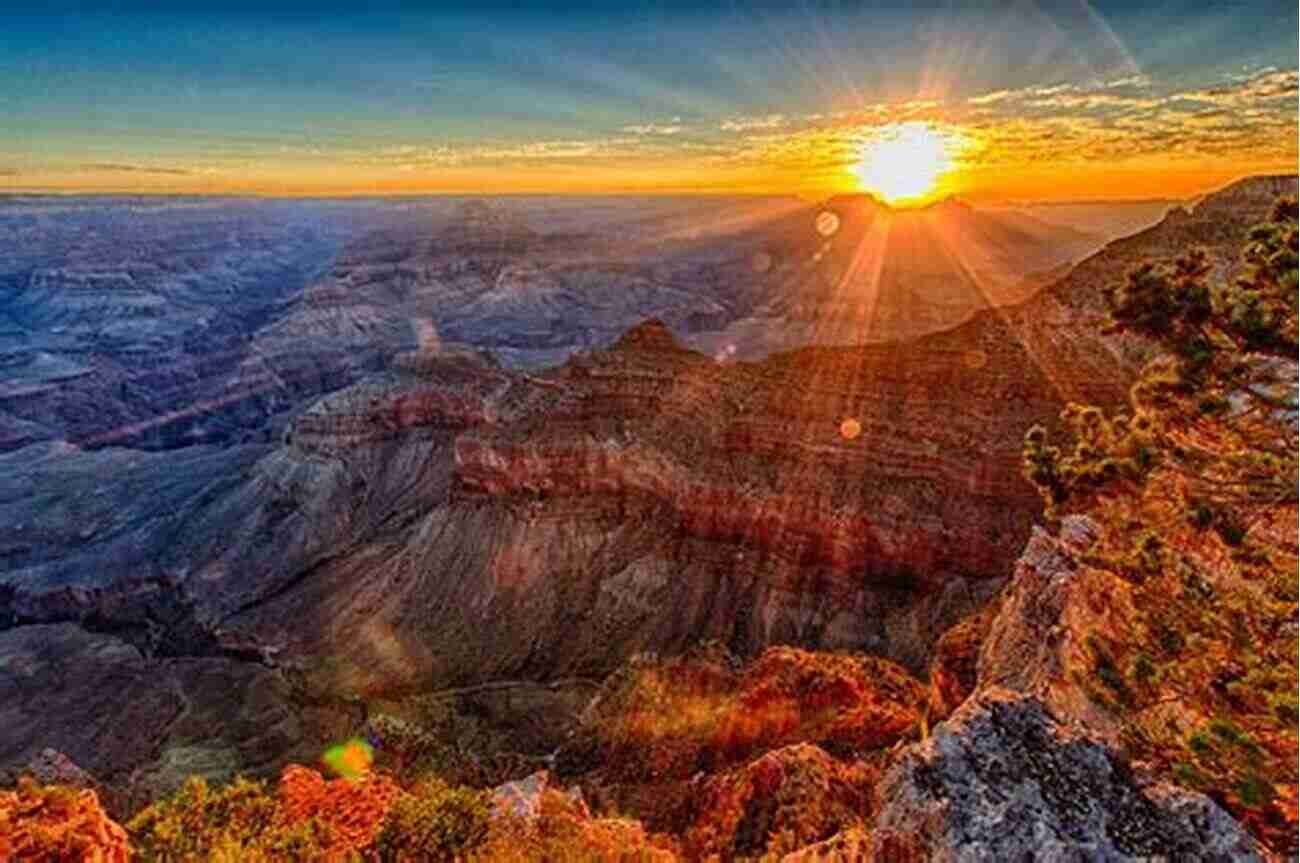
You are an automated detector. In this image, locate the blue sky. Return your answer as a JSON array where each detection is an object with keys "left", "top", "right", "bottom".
[{"left": 1, "top": 1, "right": 1295, "bottom": 196}]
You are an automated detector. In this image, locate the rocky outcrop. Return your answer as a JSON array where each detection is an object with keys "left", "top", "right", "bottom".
[
  {"left": 683, "top": 743, "right": 876, "bottom": 861},
  {"left": 226, "top": 310, "right": 1098, "bottom": 700},
  {"left": 925, "top": 601, "right": 998, "bottom": 724},
  {"left": 490, "top": 770, "right": 580, "bottom": 822},
  {"left": 868, "top": 476, "right": 1282, "bottom": 858},
  {"left": 869, "top": 688, "right": 1265, "bottom": 861},
  {"left": 975, "top": 516, "right": 1138, "bottom": 743},
  {"left": 18, "top": 749, "right": 97, "bottom": 790}
]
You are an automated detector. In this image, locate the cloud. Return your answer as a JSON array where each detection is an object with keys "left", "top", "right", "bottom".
[
  {"left": 475, "top": 138, "right": 634, "bottom": 160},
  {"left": 1024, "top": 91, "right": 1164, "bottom": 110},
  {"left": 622, "top": 118, "right": 685, "bottom": 136},
  {"left": 378, "top": 137, "right": 648, "bottom": 170},
  {"left": 720, "top": 113, "right": 787, "bottom": 132},
  {"left": 1177, "top": 68, "right": 1298, "bottom": 106},
  {"left": 968, "top": 89, "right": 1014, "bottom": 106},
  {"left": 82, "top": 163, "right": 192, "bottom": 176},
  {"left": 1104, "top": 74, "right": 1151, "bottom": 89}
]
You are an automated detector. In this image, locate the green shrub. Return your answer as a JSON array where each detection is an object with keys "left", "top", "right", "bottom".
[
  {"left": 375, "top": 776, "right": 491, "bottom": 861},
  {"left": 127, "top": 775, "right": 335, "bottom": 862}
]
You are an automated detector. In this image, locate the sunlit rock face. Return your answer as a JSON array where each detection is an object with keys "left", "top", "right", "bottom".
[
  {"left": 976, "top": 517, "right": 1136, "bottom": 744},
  {"left": 221, "top": 301, "right": 1126, "bottom": 697}
]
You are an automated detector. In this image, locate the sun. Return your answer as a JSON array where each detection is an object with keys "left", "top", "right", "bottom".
[{"left": 850, "top": 122, "right": 962, "bottom": 205}]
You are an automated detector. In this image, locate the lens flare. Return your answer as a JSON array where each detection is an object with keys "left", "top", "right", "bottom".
[
  {"left": 322, "top": 738, "right": 374, "bottom": 779},
  {"left": 851, "top": 122, "right": 968, "bottom": 205},
  {"left": 839, "top": 417, "right": 862, "bottom": 440},
  {"left": 814, "top": 210, "right": 840, "bottom": 237}
]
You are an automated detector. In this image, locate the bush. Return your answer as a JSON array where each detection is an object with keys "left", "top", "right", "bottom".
[
  {"left": 681, "top": 743, "right": 877, "bottom": 860},
  {"left": 128, "top": 766, "right": 399, "bottom": 861},
  {"left": 128, "top": 775, "right": 286, "bottom": 860},
  {"left": 0, "top": 776, "right": 131, "bottom": 862},
  {"left": 277, "top": 764, "right": 399, "bottom": 856},
  {"left": 375, "top": 776, "right": 491, "bottom": 861}
]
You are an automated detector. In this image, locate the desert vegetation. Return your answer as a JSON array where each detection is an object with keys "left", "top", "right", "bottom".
[
  {"left": 1023, "top": 198, "right": 1299, "bottom": 852},
  {"left": 0, "top": 645, "right": 929, "bottom": 861}
]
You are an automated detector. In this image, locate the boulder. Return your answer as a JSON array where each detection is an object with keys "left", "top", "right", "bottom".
[{"left": 869, "top": 688, "right": 1265, "bottom": 862}]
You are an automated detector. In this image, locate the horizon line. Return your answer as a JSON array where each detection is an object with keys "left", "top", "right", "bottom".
[{"left": 2, "top": 172, "right": 1294, "bottom": 207}]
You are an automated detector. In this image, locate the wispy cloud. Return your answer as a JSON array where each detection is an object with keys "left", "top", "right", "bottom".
[
  {"left": 720, "top": 114, "right": 786, "bottom": 132},
  {"left": 82, "top": 162, "right": 192, "bottom": 176},
  {"left": 1177, "top": 67, "right": 1297, "bottom": 106},
  {"left": 622, "top": 118, "right": 685, "bottom": 136},
  {"left": 1104, "top": 74, "right": 1151, "bottom": 89},
  {"left": 968, "top": 89, "right": 1014, "bottom": 106}
]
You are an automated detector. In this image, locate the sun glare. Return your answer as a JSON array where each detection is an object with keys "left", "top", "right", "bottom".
[{"left": 851, "top": 122, "right": 964, "bottom": 205}]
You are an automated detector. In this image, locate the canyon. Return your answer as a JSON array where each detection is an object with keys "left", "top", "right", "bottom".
[
  {"left": 0, "top": 176, "right": 1293, "bottom": 855},
  {"left": 0, "top": 193, "right": 1115, "bottom": 454}
]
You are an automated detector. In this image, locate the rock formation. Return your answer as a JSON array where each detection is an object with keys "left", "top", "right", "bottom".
[
  {"left": 697, "top": 193, "right": 1105, "bottom": 356},
  {"left": 868, "top": 510, "right": 1287, "bottom": 858},
  {"left": 869, "top": 688, "right": 1266, "bottom": 861}
]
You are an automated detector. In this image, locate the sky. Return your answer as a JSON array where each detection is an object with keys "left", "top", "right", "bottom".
[{"left": 1, "top": 1, "right": 1296, "bottom": 200}]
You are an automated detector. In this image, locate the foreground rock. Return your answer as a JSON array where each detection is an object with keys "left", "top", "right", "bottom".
[
  {"left": 870, "top": 688, "right": 1266, "bottom": 862},
  {"left": 868, "top": 502, "right": 1283, "bottom": 859},
  {"left": 976, "top": 516, "right": 1136, "bottom": 743},
  {"left": 683, "top": 743, "right": 876, "bottom": 860}
]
